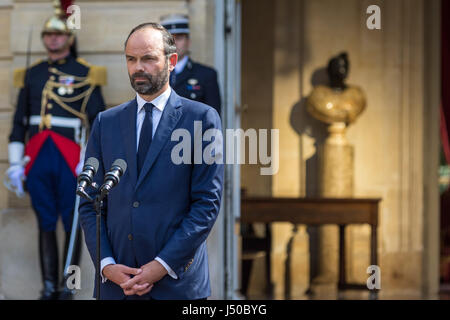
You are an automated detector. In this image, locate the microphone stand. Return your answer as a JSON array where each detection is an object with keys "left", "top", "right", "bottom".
[
  {"left": 77, "top": 184, "right": 105, "bottom": 301},
  {"left": 77, "top": 159, "right": 126, "bottom": 300},
  {"left": 93, "top": 193, "right": 105, "bottom": 300}
]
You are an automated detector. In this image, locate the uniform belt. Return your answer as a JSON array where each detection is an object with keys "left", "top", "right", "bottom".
[{"left": 29, "top": 115, "right": 82, "bottom": 144}]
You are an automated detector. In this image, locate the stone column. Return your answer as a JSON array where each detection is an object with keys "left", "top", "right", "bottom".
[{"left": 312, "top": 122, "right": 353, "bottom": 289}]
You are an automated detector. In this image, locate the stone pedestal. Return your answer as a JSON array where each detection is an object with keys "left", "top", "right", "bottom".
[{"left": 312, "top": 123, "right": 353, "bottom": 289}]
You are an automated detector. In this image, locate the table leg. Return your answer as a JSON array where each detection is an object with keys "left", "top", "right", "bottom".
[
  {"left": 338, "top": 225, "right": 346, "bottom": 289},
  {"left": 370, "top": 224, "right": 379, "bottom": 300},
  {"left": 265, "top": 223, "right": 273, "bottom": 298},
  {"left": 371, "top": 224, "right": 378, "bottom": 266}
]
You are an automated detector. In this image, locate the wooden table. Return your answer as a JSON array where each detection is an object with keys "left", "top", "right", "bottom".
[{"left": 240, "top": 197, "right": 381, "bottom": 294}]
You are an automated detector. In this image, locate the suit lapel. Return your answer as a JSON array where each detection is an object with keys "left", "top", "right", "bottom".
[
  {"left": 135, "top": 91, "right": 183, "bottom": 190},
  {"left": 119, "top": 99, "right": 138, "bottom": 188}
]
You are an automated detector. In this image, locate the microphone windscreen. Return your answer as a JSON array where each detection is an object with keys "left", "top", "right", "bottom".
[
  {"left": 85, "top": 157, "right": 99, "bottom": 173},
  {"left": 112, "top": 158, "right": 127, "bottom": 174}
]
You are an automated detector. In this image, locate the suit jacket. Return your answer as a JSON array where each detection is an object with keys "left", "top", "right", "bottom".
[
  {"left": 79, "top": 90, "right": 224, "bottom": 300},
  {"left": 171, "top": 58, "right": 221, "bottom": 116}
]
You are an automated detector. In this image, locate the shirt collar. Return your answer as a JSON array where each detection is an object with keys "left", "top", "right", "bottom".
[
  {"left": 174, "top": 55, "right": 189, "bottom": 74},
  {"left": 136, "top": 86, "right": 172, "bottom": 114}
]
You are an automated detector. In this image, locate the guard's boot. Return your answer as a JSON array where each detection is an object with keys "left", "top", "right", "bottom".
[
  {"left": 38, "top": 231, "right": 59, "bottom": 300},
  {"left": 59, "top": 230, "right": 82, "bottom": 300}
]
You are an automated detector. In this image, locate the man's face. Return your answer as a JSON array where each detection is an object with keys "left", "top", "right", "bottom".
[
  {"left": 42, "top": 32, "right": 71, "bottom": 53},
  {"left": 125, "top": 28, "right": 177, "bottom": 95},
  {"left": 173, "top": 34, "right": 190, "bottom": 59}
]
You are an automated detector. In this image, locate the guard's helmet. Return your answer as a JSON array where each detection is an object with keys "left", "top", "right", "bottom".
[{"left": 41, "top": 0, "right": 72, "bottom": 36}]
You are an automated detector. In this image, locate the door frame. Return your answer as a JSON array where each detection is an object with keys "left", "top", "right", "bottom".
[
  {"left": 422, "top": 0, "right": 442, "bottom": 297},
  {"left": 213, "top": 0, "right": 242, "bottom": 299}
]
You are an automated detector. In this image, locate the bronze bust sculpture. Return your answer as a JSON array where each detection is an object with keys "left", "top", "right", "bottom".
[{"left": 307, "top": 52, "right": 366, "bottom": 126}]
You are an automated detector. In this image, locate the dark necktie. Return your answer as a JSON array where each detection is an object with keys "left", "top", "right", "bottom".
[{"left": 137, "top": 102, "right": 154, "bottom": 174}]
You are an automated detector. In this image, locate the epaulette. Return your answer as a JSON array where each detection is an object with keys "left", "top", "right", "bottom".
[
  {"left": 77, "top": 57, "right": 107, "bottom": 86},
  {"left": 87, "top": 65, "right": 107, "bottom": 86},
  {"left": 76, "top": 57, "right": 90, "bottom": 67},
  {"left": 13, "top": 59, "right": 43, "bottom": 88},
  {"left": 13, "top": 68, "right": 26, "bottom": 88}
]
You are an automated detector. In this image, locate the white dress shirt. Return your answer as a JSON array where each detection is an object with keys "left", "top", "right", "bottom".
[{"left": 101, "top": 86, "right": 178, "bottom": 282}]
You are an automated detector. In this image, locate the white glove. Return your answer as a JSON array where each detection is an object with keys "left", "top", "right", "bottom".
[
  {"left": 5, "top": 142, "right": 29, "bottom": 198},
  {"left": 5, "top": 164, "right": 26, "bottom": 198}
]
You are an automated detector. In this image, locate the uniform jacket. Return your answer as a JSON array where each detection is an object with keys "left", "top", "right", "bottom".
[
  {"left": 9, "top": 54, "right": 106, "bottom": 175},
  {"left": 10, "top": 54, "right": 106, "bottom": 144},
  {"left": 171, "top": 58, "right": 221, "bottom": 116}
]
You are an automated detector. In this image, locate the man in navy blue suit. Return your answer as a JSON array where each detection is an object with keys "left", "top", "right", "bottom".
[{"left": 79, "top": 22, "right": 224, "bottom": 300}]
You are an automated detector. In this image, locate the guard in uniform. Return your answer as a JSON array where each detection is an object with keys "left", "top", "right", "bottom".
[
  {"left": 6, "top": 3, "right": 106, "bottom": 300},
  {"left": 160, "top": 14, "right": 221, "bottom": 116}
]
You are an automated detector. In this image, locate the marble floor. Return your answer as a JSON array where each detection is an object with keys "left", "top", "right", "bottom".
[{"left": 245, "top": 283, "right": 450, "bottom": 300}]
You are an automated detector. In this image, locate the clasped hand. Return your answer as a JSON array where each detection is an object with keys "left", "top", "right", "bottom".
[{"left": 103, "top": 260, "right": 168, "bottom": 296}]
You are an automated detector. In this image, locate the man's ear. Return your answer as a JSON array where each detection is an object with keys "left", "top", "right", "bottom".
[{"left": 168, "top": 53, "right": 178, "bottom": 71}]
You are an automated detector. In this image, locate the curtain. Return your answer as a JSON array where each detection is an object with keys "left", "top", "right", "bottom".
[{"left": 441, "top": 0, "right": 450, "bottom": 164}]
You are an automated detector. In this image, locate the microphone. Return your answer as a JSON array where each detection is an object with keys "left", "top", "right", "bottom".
[
  {"left": 99, "top": 159, "right": 127, "bottom": 198},
  {"left": 76, "top": 157, "right": 99, "bottom": 200}
]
